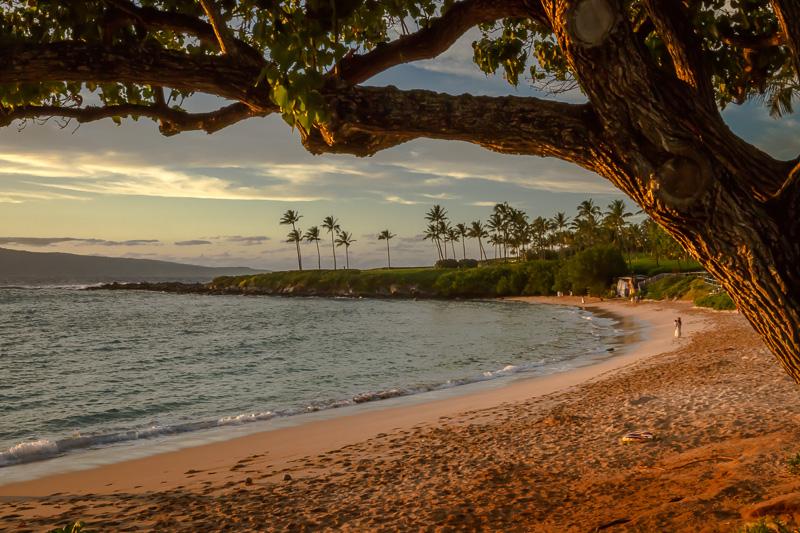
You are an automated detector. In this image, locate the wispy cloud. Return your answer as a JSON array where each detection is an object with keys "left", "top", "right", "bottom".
[
  {"left": 175, "top": 240, "right": 212, "bottom": 246},
  {"left": 221, "top": 235, "right": 271, "bottom": 245},
  {"left": 384, "top": 195, "right": 421, "bottom": 205},
  {"left": 0, "top": 237, "right": 160, "bottom": 246},
  {"left": 421, "top": 192, "right": 459, "bottom": 200},
  {"left": 0, "top": 151, "right": 326, "bottom": 202}
]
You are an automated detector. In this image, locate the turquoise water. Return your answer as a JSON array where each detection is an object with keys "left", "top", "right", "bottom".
[{"left": 0, "top": 289, "right": 622, "bottom": 467}]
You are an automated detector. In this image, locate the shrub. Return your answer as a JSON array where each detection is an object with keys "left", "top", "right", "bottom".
[
  {"left": 521, "top": 260, "right": 558, "bottom": 296},
  {"left": 435, "top": 259, "right": 459, "bottom": 269},
  {"left": 457, "top": 258, "right": 479, "bottom": 268},
  {"left": 694, "top": 291, "right": 736, "bottom": 310},
  {"left": 558, "top": 245, "right": 627, "bottom": 296}
]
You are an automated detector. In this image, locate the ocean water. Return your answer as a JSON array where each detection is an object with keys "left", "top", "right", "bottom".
[{"left": 0, "top": 288, "right": 623, "bottom": 469}]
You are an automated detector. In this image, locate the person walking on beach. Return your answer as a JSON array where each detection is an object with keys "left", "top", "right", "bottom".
[{"left": 674, "top": 317, "right": 682, "bottom": 338}]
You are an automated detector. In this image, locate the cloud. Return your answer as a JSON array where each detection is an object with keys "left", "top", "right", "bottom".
[
  {"left": 0, "top": 151, "right": 325, "bottom": 202},
  {"left": 0, "top": 237, "right": 160, "bottom": 247},
  {"left": 421, "top": 192, "right": 459, "bottom": 200},
  {"left": 0, "top": 190, "right": 89, "bottom": 203},
  {"left": 384, "top": 195, "right": 421, "bottom": 205},
  {"left": 0, "top": 237, "right": 77, "bottom": 246},
  {"left": 221, "top": 235, "right": 271, "bottom": 245},
  {"left": 175, "top": 239, "right": 212, "bottom": 246}
]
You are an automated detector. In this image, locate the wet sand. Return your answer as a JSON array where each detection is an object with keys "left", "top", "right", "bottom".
[{"left": 3, "top": 298, "right": 799, "bottom": 531}]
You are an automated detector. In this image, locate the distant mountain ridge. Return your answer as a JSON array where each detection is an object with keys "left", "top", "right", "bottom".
[{"left": 0, "top": 247, "right": 264, "bottom": 285}]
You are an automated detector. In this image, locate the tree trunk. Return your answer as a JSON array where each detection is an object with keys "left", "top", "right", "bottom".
[
  {"left": 331, "top": 234, "right": 337, "bottom": 270},
  {"left": 462, "top": 238, "right": 466, "bottom": 260},
  {"left": 386, "top": 240, "right": 391, "bottom": 268},
  {"left": 550, "top": 0, "right": 800, "bottom": 380},
  {"left": 295, "top": 240, "right": 303, "bottom": 271},
  {"left": 316, "top": 241, "right": 321, "bottom": 270}
]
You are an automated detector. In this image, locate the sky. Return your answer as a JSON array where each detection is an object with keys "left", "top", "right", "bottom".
[{"left": 1, "top": 32, "right": 798, "bottom": 270}]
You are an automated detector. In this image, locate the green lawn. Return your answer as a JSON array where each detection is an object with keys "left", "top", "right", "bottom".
[{"left": 628, "top": 254, "right": 702, "bottom": 276}]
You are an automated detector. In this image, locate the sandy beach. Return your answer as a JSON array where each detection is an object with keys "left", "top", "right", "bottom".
[{"left": 3, "top": 297, "right": 800, "bottom": 531}]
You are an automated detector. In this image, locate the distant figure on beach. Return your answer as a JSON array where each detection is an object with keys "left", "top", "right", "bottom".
[{"left": 674, "top": 317, "right": 682, "bottom": 338}]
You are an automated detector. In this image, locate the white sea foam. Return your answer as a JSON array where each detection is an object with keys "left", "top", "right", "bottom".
[{"left": 0, "top": 439, "right": 59, "bottom": 466}]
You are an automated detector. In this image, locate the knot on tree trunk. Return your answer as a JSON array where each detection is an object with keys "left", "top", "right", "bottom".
[
  {"left": 567, "top": 0, "right": 619, "bottom": 48},
  {"left": 646, "top": 139, "right": 713, "bottom": 210}
]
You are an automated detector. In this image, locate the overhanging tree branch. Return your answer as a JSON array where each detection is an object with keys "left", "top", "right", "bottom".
[
  {"left": 0, "top": 42, "right": 273, "bottom": 112},
  {"left": 336, "top": 0, "right": 538, "bottom": 84},
  {"left": 0, "top": 102, "right": 265, "bottom": 135},
  {"left": 304, "top": 86, "right": 601, "bottom": 168}
]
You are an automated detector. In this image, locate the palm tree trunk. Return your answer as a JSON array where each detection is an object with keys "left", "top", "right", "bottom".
[
  {"left": 451, "top": 240, "right": 456, "bottom": 260},
  {"left": 386, "top": 240, "right": 391, "bottom": 268},
  {"left": 346, "top": 246, "right": 350, "bottom": 269},
  {"left": 292, "top": 223, "right": 302, "bottom": 271},
  {"left": 330, "top": 234, "right": 337, "bottom": 270},
  {"left": 316, "top": 241, "right": 321, "bottom": 270},
  {"left": 295, "top": 240, "right": 303, "bottom": 271},
  {"left": 461, "top": 238, "right": 466, "bottom": 260}
]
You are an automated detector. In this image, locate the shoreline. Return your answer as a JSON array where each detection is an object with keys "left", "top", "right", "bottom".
[{"left": 0, "top": 298, "right": 695, "bottom": 504}]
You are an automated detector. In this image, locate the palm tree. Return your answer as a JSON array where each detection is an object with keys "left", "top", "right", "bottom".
[
  {"left": 577, "top": 199, "right": 602, "bottom": 221},
  {"left": 530, "top": 216, "right": 550, "bottom": 259},
  {"left": 493, "top": 202, "right": 514, "bottom": 259},
  {"left": 423, "top": 223, "right": 442, "bottom": 261},
  {"left": 551, "top": 211, "right": 571, "bottom": 256},
  {"left": 486, "top": 211, "right": 503, "bottom": 259},
  {"left": 280, "top": 209, "right": 303, "bottom": 270},
  {"left": 321, "top": 216, "right": 340, "bottom": 269},
  {"left": 446, "top": 225, "right": 459, "bottom": 260},
  {"left": 468, "top": 220, "right": 488, "bottom": 260},
  {"left": 377, "top": 229, "right": 396, "bottom": 268},
  {"left": 573, "top": 200, "right": 602, "bottom": 250},
  {"left": 335, "top": 230, "right": 356, "bottom": 269},
  {"left": 455, "top": 223, "right": 468, "bottom": 259},
  {"left": 487, "top": 233, "right": 501, "bottom": 259},
  {"left": 304, "top": 226, "right": 322, "bottom": 269},
  {"left": 285, "top": 228, "right": 303, "bottom": 269},
  {"left": 439, "top": 220, "right": 449, "bottom": 259},
  {"left": 603, "top": 199, "right": 633, "bottom": 253},
  {"left": 425, "top": 205, "right": 448, "bottom": 259}
]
